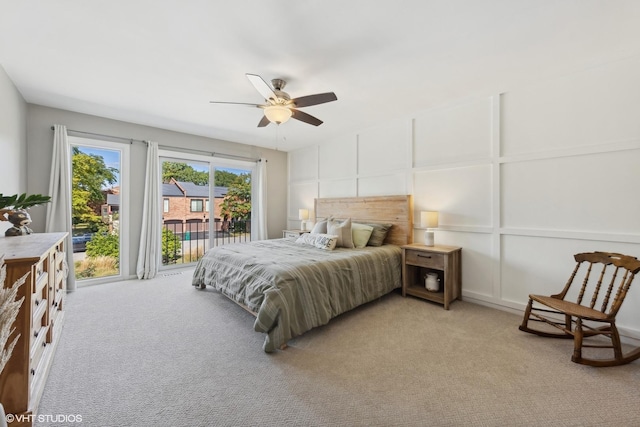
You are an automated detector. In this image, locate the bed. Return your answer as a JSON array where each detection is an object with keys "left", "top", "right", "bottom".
[{"left": 192, "top": 195, "right": 413, "bottom": 352}]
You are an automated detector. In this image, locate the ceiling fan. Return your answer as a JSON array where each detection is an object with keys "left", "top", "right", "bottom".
[{"left": 210, "top": 74, "right": 337, "bottom": 127}]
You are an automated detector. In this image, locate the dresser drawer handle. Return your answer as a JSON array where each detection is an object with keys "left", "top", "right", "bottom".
[
  {"left": 34, "top": 330, "right": 39, "bottom": 338},
  {"left": 417, "top": 254, "right": 432, "bottom": 259},
  {"left": 35, "top": 299, "right": 40, "bottom": 306}
]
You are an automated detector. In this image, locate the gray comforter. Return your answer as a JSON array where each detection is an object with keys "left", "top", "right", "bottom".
[{"left": 192, "top": 238, "right": 402, "bottom": 352}]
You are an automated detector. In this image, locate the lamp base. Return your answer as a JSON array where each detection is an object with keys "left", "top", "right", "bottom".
[{"left": 424, "top": 229, "right": 435, "bottom": 246}]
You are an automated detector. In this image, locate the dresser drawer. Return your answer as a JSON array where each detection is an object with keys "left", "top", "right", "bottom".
[
  {"left": 32, "top": 298, "right": 48, "bottom": 337},
  {"left": 30, "top": 324, "right": 48, "bottom": 370},
  {"left": 55, "top": 246, "right": 66, "bottom": 277},
  {"left": 405, "top": 250, "right": 445, "bottom": 270},
  {"left": 51, "top": 289, "right": 64, "bottom": 324},
  {"left": 31, "top": 258, "right": 47, "bottom": 293},
  {"left": 34, "top": 265, "right": 48, "bottom": 296},
  {"left": 33, "top": 267, "right": 48, "bottom": 336}
]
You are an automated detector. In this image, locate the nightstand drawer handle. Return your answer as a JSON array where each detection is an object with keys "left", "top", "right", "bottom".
[{"left": 417, "top": 254, "right": 432, "bottom": 259}]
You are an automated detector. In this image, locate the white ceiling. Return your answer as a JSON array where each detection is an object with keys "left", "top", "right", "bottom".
[{"left": 2, "top": 1, "right": 640, "bottom": 152}]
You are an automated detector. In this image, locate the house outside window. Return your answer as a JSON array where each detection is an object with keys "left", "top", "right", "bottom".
[
  {"left": 163, "top": 198, "right": 169, "bottom": 213},
  {"left": 191, "top": 199, "right": 204, "bottom": 212}
]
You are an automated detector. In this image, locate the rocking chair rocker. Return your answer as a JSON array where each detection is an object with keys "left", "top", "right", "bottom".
[{"left": 519, "top": 251, "right": 640, "bottom": 367}]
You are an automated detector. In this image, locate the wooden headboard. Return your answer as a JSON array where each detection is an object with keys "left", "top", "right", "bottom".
[{"left": 314, "top": 195, "right": 413, "bottom": 246}]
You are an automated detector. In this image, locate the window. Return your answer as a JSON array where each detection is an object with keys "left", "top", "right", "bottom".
[
  {"left": 159, "top": 152, "right": 254, "bottom": 267},
  {"left": 163, "top": 198, "right": 170, "bottom": 213},
  {"left": 69, "top": 136, "right": 129, "bottom": 284},
  {"left": 190, "top": 199, "right": 204, "bottom": 212}
]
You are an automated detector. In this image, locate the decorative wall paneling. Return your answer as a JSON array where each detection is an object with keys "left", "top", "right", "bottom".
[
  {"left": 318, "top": 135, "right": 356, "bottom": 179},
  {"left": 358, "top": 173, "right": 408, "bottom": 198},
  {"left": 288, "top": 181, "right": 318, "bottom": 221},
  {"left": 288, "top": 56, "right": 640, "bottom": 342},
  {"left": 318, "top": 178, "right": 357, "bottom": 199}
]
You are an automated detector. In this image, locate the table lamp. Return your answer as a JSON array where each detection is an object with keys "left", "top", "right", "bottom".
[
  {"left": 298, "top": 208, "right": 309, "bottom": 231},
  {"left": 421, "top": 211, "right": 439, "bottom": 246}
]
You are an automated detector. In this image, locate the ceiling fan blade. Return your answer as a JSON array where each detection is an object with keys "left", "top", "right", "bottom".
[
  {"left": 257, "top": 115, "right": 271, "bottom": 127},
  {"left": 291, "top": 92, "right": 337, "bottom": 108},
  {"left": 209, "top": 101, "right": 262, "bottom": 107},
  {"left": 246, "top": 74, "right": 278, "bottom": 102},
  {"left": 291, "top": 109, "right": 323, "bottom": 126}
]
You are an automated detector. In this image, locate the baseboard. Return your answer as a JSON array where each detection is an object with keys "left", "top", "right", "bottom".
[{"left": 462, "top": 292, "right": 640, "bottom": 347}]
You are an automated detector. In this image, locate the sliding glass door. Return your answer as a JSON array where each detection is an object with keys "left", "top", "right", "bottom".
[
  {"left": 69, "top": 136, "right": 129, "bottom": 283},
  {"left": 159, "top": 150, "right": 253, "bottom": 267}
]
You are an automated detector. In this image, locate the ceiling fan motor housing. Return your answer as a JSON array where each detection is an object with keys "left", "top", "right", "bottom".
[
  {"left": 271, "top": 78, "right": 287, "bottom": 91},
  {"left": 271, "top": 79, "right": 291, "bottom": 103}
]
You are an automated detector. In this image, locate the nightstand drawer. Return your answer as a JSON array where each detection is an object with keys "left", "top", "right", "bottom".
[{"left": 405, "top": 250, "right": 444, "bottom": 269}]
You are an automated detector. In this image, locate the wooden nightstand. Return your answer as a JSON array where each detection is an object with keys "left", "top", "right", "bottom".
[
  {"left": 282, "top": 229, "right": 308, "bottom": 238},
  {"left": 401, "top": 243, "right": 462, "bottom": 310}
]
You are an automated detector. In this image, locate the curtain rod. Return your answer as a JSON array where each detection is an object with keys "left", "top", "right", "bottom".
[
  {"left": 51, "top": 126, "right": 262, "bottom": 163},
  {"left": 51, "top": 126, "right": 142, "bottom": 144},
  {"left": 156, "top": 144, "right": 262, "bottom": 163}
]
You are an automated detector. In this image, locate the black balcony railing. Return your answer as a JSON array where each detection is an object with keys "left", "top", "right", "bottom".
[{"left": 162, "top": 219, "right": 251, "bottom": 265}]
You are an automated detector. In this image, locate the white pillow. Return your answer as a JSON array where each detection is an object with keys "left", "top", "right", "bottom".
[
  {"left": 352, "top": 223, "right": 374, "bottom": 248},
  {"left": 295, "top": 233, "right": 339, "bottom": 250},
  {"left": 311, "top": 216, "right": 333, "bottom": 234},
  {"left": 327, "top": 218, "right": 354, "bottom": 248}
]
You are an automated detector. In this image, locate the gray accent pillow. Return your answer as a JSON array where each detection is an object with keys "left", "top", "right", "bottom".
[
  {"left": 327, "top": 218, "right": 354, "bottom": 248},
  {"left": 365, "top": 223, "right": 393, "bottom": 246}
]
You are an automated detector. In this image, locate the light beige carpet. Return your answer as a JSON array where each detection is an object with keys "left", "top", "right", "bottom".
[{"left": 35, "top": 269, "right": 640, "bottom": 427}]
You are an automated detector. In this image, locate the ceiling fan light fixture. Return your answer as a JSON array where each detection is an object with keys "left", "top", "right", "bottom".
[{"left": 264, "top": 105, "right": 292, "bottom": 124}]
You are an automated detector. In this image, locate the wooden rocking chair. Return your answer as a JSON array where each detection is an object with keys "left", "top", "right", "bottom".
[{"left": 519, "top": 251, "right": 640, "bottom": 367}]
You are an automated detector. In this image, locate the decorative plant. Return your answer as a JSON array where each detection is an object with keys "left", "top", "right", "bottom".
[
  {"left": 0, "top": 255, "right": 26, "bottom": 374},
  {"left": 0, "top": 193, "right": 51, "bottom": 220}
]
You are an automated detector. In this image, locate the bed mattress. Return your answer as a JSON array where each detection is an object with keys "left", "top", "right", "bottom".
[{"left": 192, "top": 238, "right": 402, "bottom": 352}]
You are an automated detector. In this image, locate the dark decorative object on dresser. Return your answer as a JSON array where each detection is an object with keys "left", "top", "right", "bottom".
[{"left": 0, "top": 193, "right": 51, "bottom": 237}]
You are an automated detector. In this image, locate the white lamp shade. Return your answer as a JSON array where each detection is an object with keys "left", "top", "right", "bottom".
[
  {"left": 298, "top": 209, "right": 309, "bottom": 220},
  {"left": 264, "top": 105, "right": 292, "bottom": 124},
  {"left": 421, "top": 211, "right": 439, "bottom": 229}
]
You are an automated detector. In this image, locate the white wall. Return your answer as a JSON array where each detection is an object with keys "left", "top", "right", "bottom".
[
  {"left": 0, "top": 65, "right": 28, "bottom": 235},
  {"left": 288, "top": 55, "right": 640, "bottom": 340},
  {"left": 25, "top": 105, "right": 288, "bottom": 278}
]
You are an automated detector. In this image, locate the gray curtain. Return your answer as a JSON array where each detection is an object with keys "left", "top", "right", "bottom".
[
  {"left": 251, "top": 158, "right": 268, "bottom": 240},
  {"left": 45, "top": 125, "right": 76, "bottom": 291},
  {"left": 136, "top": 141, "right": 161, "bottom": 279}
]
